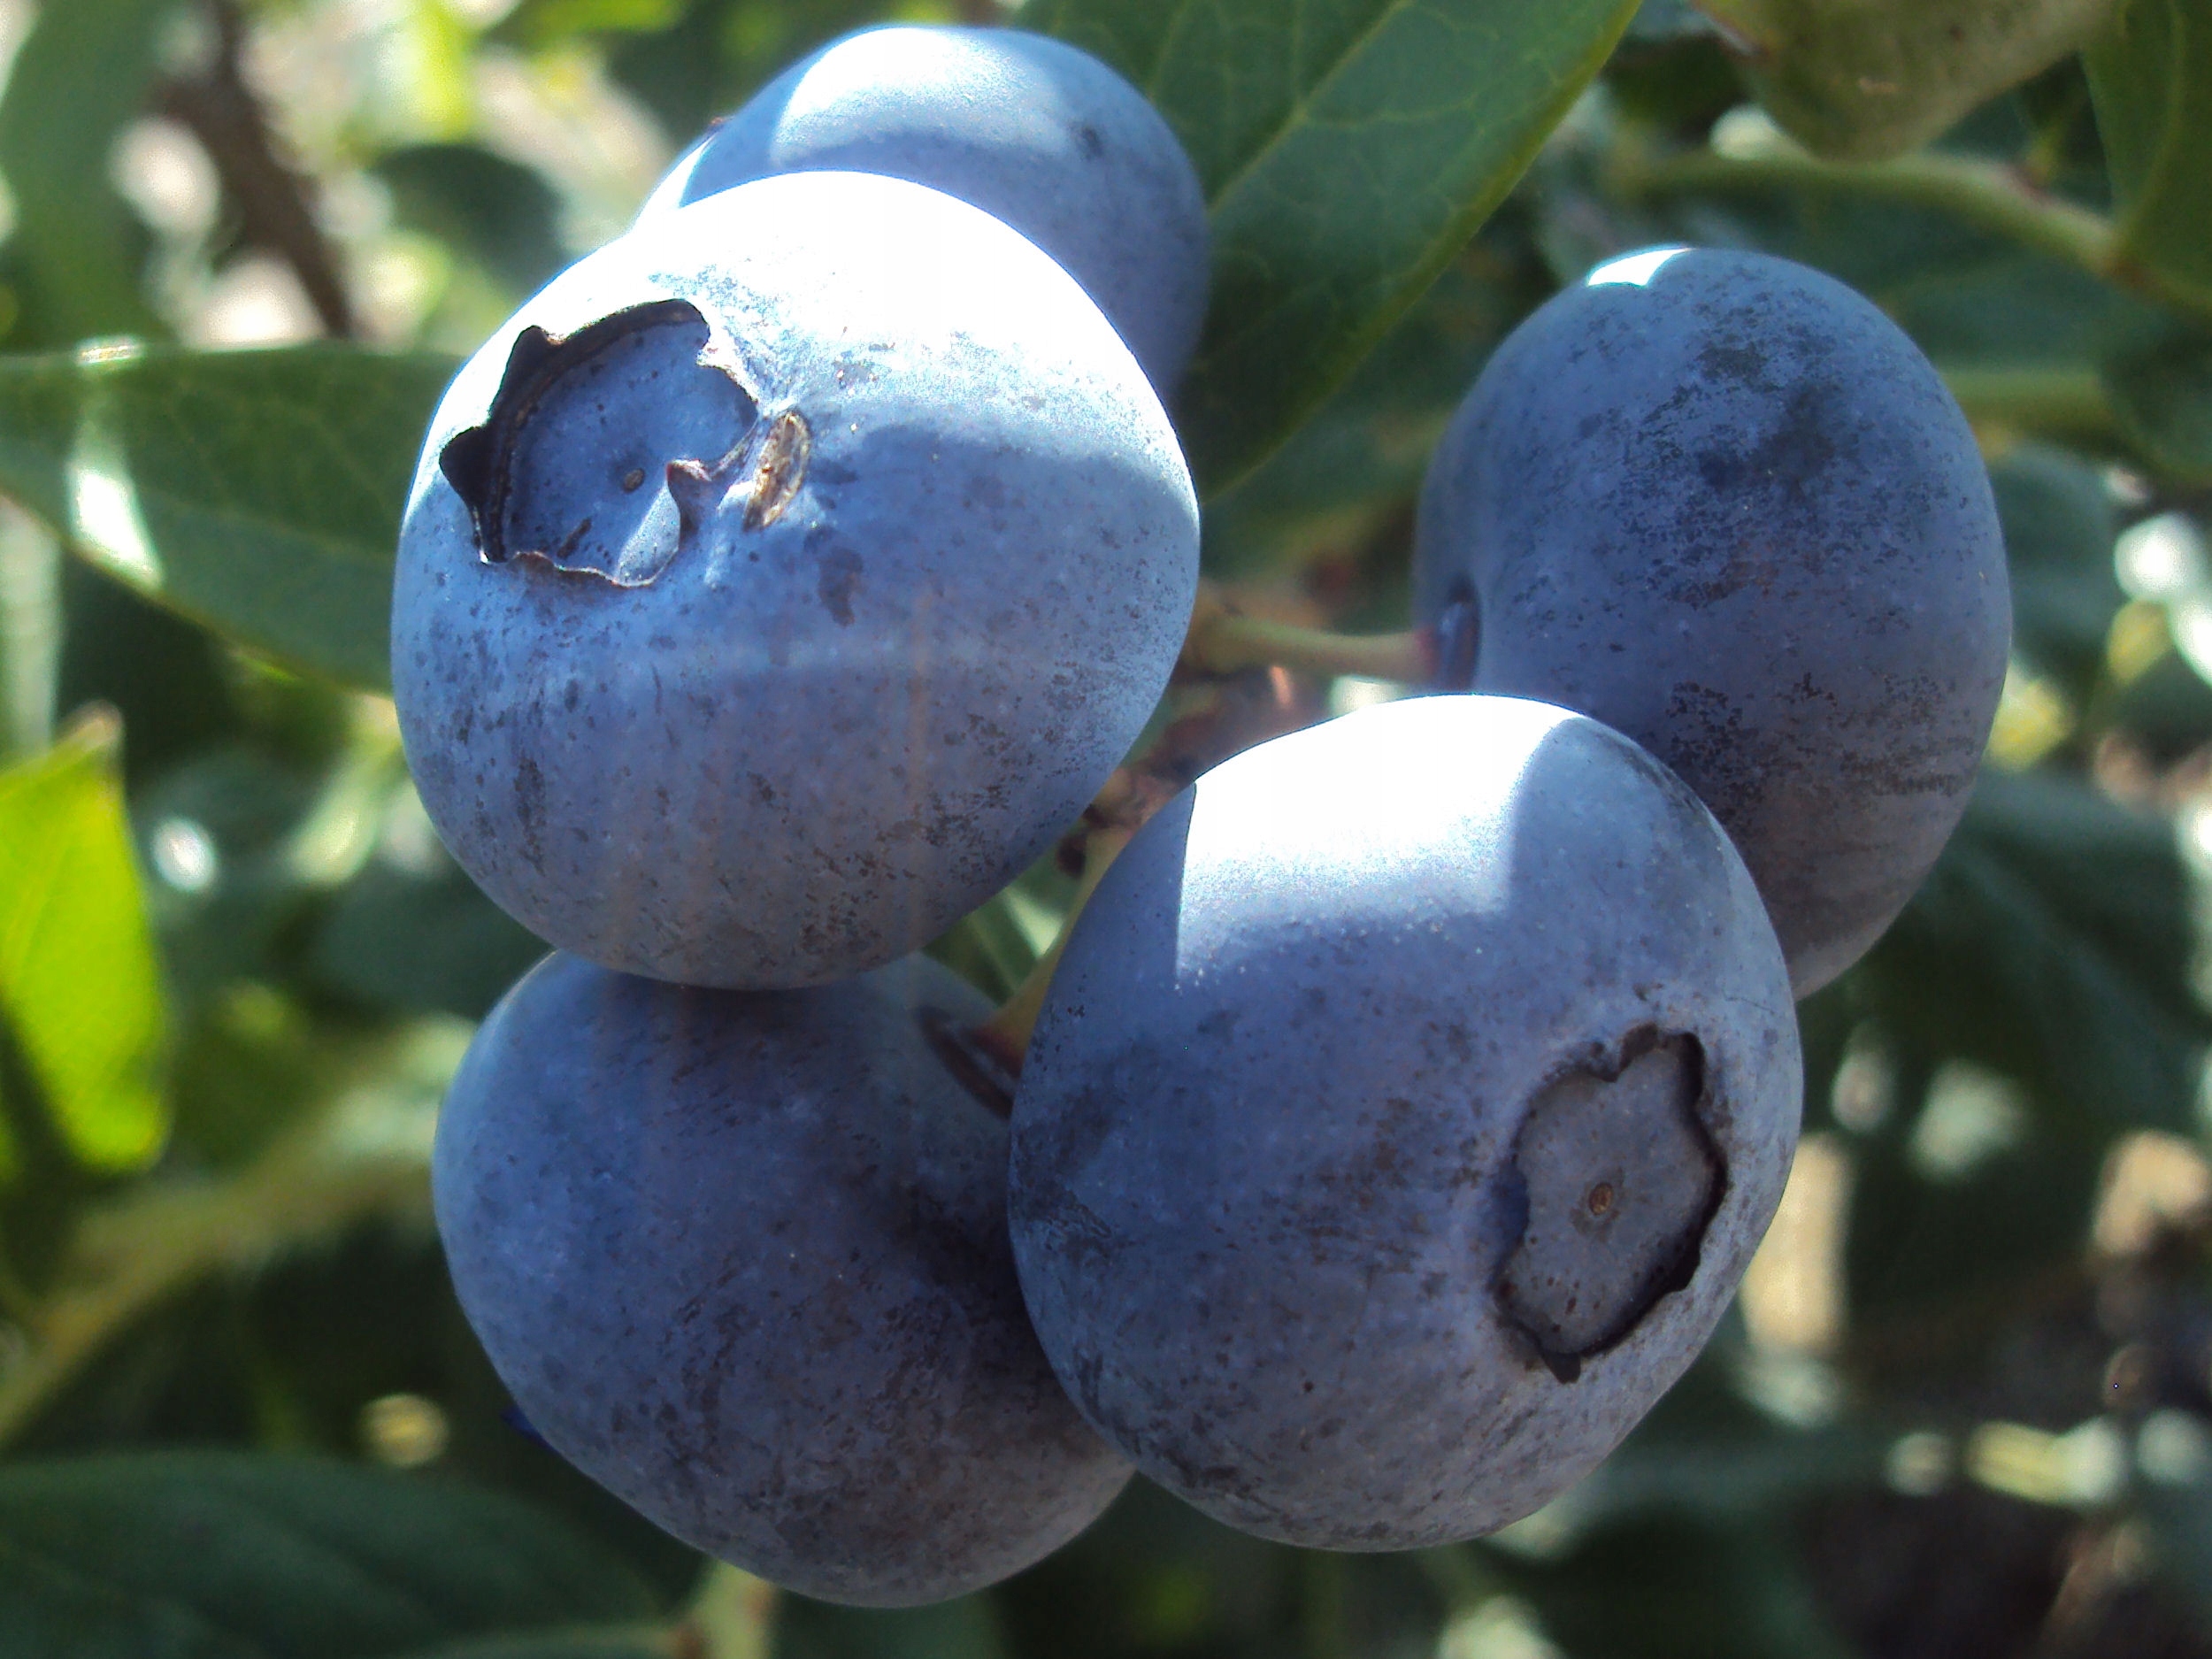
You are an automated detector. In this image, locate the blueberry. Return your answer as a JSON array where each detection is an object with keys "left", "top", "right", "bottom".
[
  {"left": 638, "top": 26, "right": 1210, "bottom": 392},
  {"left": 1007, "top": 695, "right": 1801, "bottom": 1548},
  {"left": 392, "top": 172, "right": 1200, "bottom": 989},
  {"left": 1411, "top": 246, "right": 2010, "bottom": 996},
  {"left": 434, "top": 949, "right": 1131, "bottom": 1606}
]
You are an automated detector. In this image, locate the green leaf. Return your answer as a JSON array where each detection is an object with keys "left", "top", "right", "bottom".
[
  {"left": 0, "top": 711, "right": 166, "bottom": 1177},
  {"left": 0, "top": 0, "right": 172, "bottom": 349},
  {"left": 390, "top": 1637, "right": 669, "bottom": 1659},
  {"left": 2103, "top": 322, "right": 2212, "bottom": 483},
  {"left": 775, "top": 1597, "right": 1006, "bottom": 1659},
  {"left": 1020, "top": 0, "right": 1640, "bottom": 494},
  {"left": 0, "top": 344, "right": 457, "bottom": 690},
  {"left": 374, "top": 145, "right": 571, "bottom": 299},
  {"left": 1701, "top": 0, "right": 2119, "bottom": 163},
  {"left": 1485, "top": 1517, "right": 1857, "bottom": 1659},
  {"left": 309, "top": 858, "right": 549, "bottom": 1022},
  {"left": 2087, "top": 0, "right": 2212, "bottom": 312},
  {"left": 492, "top": 0, "right": 688, "bottom": 49},
  {"left": 1857, "top": 767, "right": 2210, "bottom": 1137},
  {"left": 0, "top": 1451, "right": 659, "bottom": 1659},
  {"left": 1988, "top": 442, "right": 2123, "bottom": 694},
  {"left": 1844, "top": 1053, "right": 2107, "bottom": 1322}
]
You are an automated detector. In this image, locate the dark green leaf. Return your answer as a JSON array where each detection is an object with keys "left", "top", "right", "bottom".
[
  {"left": 0, "top": 712, "right": 167, "bottom": 1178},
  {"left": 1200, "top": 241, "right": 1539, "bottom": 588},
  {"left": 1858, "top": 767, "right": 2209, "bottom": 1136},
  {"left": 0, "top": 0, "right": 171, "bottom": 348},
  {"left": 388, "top": 1636, "right": 668, "bottom": 1659},
  {"left": 1580, "top": 1360, "right": 1888, "bottom": 1525},
  {"left": 1988, "top": 442, "right": 2124, "bottom": 694},
  {"left": 2103, "top": 322, "right": 2212, "bottom": 482},
  {"left": 775, "top": 1596, "right": 1005, "bottom": 1659},
  {"left": 2109, "top": 648, "right": 2212, "bottom": 762},
  {"left": 310, "top": 857, "right": 548, "bottom": 1022},
  {"left": 2087, "top": 0, "right": 2212, "bottom": 311},
  {"left": 1484, "top": 1517, "right": 1857, "bottom": 1659},
  {"left": 2139, "top": 1472, "right": 2212, "bottom": 1639},
  {"left": 1021, "top": 0, "right": 1640, "bottom": 494},
  {"left": 0, "top": 344, "right": 456, "bottom": 690},
  {"left": 135, "top": 746, "right": 331, "bottom": 1003},
  {"left": 1843, "top": 1059, "right": 2105, "bottom": 1325},
  {"left": 374, "top": 146, "right": 572, "bottom": 300},
  {"left": 56, "top": 564, "right": 244, "bottom": 787},
  {"left": 0, "top": 1451, "right": 658, "bottom": 1659}
]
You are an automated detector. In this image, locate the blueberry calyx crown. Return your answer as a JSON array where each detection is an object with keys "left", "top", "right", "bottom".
[
  {"left": 439, "top": 297, "right": 806, "bottom": 588},
  {"left": 1494, "top": 1025, "right": 1724, "bottom": 1384}
]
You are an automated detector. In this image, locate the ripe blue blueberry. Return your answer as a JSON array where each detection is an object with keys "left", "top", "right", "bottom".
[
  {"left": 1008, "top": 695, "right": 1801, "bottom": 1548},
  {"left": 392, "top": 172, "right": 1200, "bottom": 989},
  {"left": 434, "top": 949, "right": 1132, "bottom": 1606},
  {"left": 638, "top": 26, "right": 1210, "bottom": 392},
  {"left": 1412, "top": 246, "right": 2010, "bottom": 996}
]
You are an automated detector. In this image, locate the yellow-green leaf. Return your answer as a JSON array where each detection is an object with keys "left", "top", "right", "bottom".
[{"left": 0, "top": 710, "right": 167, "bottom": 1175}]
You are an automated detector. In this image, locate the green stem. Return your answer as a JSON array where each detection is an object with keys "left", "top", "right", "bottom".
[
  {"left": 1183, "top": 585, "right": 1432, "bottom": 684},
  {"left": 970, "top": 826, "right": 1133, "bottom": 1074},
  {"left": 1611, "top": 131, "right": 2212, "bottom": 332},
  {"left": 1187, "top": 611, "right": 1432, "bottom": 682},
  {"left": 678, "top": 1564, "right": 780, "bottom": 1659}
]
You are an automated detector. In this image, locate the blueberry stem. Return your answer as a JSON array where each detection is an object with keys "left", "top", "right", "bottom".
[
  {"left": 970, "top": 824, "right": 1135, "bottom": 1077},
  {"left": 1181, "top": 582, "right": 1435, "bottom": 684},
  {"left": 968, "top": 582, "right": 1426, "bottom": 1076}
]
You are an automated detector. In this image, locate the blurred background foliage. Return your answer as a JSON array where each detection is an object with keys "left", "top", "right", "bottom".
[{"left": 0, "top": 0, "right": 2203, "bottom": 1655}]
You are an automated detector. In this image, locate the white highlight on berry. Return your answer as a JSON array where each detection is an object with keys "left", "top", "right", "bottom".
[{"left": 1585, "top": 246, "right": 1690, "bottom": 289}]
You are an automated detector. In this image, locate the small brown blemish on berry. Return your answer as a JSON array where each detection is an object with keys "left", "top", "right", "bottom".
[{"left": 742, "top": 411, "right": 811, "bottom": 532}]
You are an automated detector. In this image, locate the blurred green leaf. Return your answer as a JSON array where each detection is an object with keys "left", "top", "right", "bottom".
[
  {"left": 310, "top": 856, "right": 548, "bottom": 1022},
  {"left": 2103, "top": 321, "right": 2212, "bottom": 482},
  {"left": 0, "top": 0, "right": 172, "bottom": 349},
  {"left": 1483, "top": 1516, "right": 1857, "bottom": 1659},
  {"left": 1021, "top": 0, "right": 1640, "bottom": 494},
  {"left": 1844, "top": 1058, "right": 2105, "bottom": 1323},
  {"left": 2087, "top": 0, "right": 2212, "bottom": 311},
  {"left": 0, "top": 344, "right": 456, "bottom": 690},
  {"left": 1859, "top": 768, "right": 2210, "bottom": 1136},
  {"left": 0, "top": 1450, "right": 660, "bottom": 1658},
  {"left": 605, "top": 0, "right": 918, "bottom": 144},
  {"left": 1988, "top": 442, "right": 2123, "bottom": 694},
  {"left": 1574, "top": 1365, "right": 1889, "bottom": 1527},
  {"left": 55, "top": 565, "right": 243, "bottom": 788},
  {"left": 2139, "top": 1470, "right": 2212, "bottom": 1640},
  {"left": 776, "top": 1596, "right": 1005, "bottom": 1659},
  {"left": 135, "top": 745, "right": 327, "bottom": 1003},
  {"left": 388, "top": 1638, "right": 668, "bottom": 1659},
  {"left": 493, "top": 0, "right": 688, "bottom": 48},
  {"left": 374, "top": 145, "right": 571, "bottom": 300},
  {"left": 0, "top": 712, "right": 166, "bottom": 1179}
]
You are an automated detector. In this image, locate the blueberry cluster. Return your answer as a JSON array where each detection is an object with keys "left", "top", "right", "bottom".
[{"left": 397, "top": 25, "right": 2008, "bottom": 1609}]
